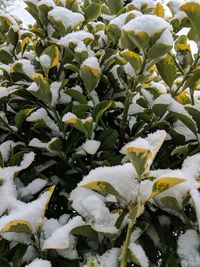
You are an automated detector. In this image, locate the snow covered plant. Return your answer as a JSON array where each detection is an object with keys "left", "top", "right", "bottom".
[{"left": 2, "top": 0, "right": 200, "bottom": 266}]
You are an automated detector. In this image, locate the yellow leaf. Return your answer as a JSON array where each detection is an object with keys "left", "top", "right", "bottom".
[
  {"left": 0, "top": 220, "right": 32, "bottom": 233},
  {"left": 81, "top": 181, "right": 119, "bottom": 196},
  {"left": 147, "top": 177, "right": 185, "bottom": 200},
  {"left": 21, "top": 37, "right": 30, "bottom": 55},
  {"left": 153, "top": 2, "right": 165, "bottom": 18}
]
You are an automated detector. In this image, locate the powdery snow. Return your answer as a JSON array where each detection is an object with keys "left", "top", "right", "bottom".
[
  {"left": 177, "top": 230, "right": 200, "bottom": 267},
  {"left": 78, "top": 163, "right": 138, "bottom": 202},
  {"left": 58, "top": 31, "right": 94, "bottom": 47},
  {"left": 26, "top": 108, "right": 60, "bottom": 134},
  {"left": 81, "top": 56, "right": 101, "bottom": 70},
  {"left": 128, "top": 242, "right": 149, "bottom": 267},
  {"left": 62, "top": 112, "right": 77, "bottom": 123},
  {"left": 43, "top": 216, "right": 85, "bottom": 250},
  {"left": 190, "top": 189, "right": 200, "bottom": 231},
  {"left": 82, "top": 140, "right": 101, "bottom": 155},
  {"left": 15, "top": 59, "right": 35, "bottom": 78},
  {"left": 122, "top": 14, "right": 172, "bottom": 37},
  {"left": 25, "top": 258, "right": 51, "bottom": 267},
  {"left": 131, "top": 0, "right": 156, "bottom": 9},
  {"left": 19, "top": 179, "right": 48, "bottom": 198},
  {"left": 39, "top": 54, "right": 51, "bottom": 69},
  {"left": 48, "top": 7, "right": 84, "bottom": 31}
]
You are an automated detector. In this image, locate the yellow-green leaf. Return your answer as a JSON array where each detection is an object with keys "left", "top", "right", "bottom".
[
  {"left": 81, "top": 181, "right": 120, "bottom": 196},
  {"left": 147, "top": 177, "right": 185, "bottom": 200},
  {"left": 0, "top": 220, "right": 32, "bottom": 234},
  {"left": 126, "top": 147, "right": 152, "bottom": 177}
]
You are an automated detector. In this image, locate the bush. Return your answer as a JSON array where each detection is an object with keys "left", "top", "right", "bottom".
[{"left": 1, "top": 0, "right": 200, "bottom": 266}]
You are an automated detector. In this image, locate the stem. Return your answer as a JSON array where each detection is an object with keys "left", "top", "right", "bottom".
[
  {"left": 120, "top": 91, "right": 132, "bottom": 146},
  {"left": 119, "top": 54, "right": 148, "bottom": 146},
  {"left": 174, "top": 50, "right": 200, "bottom": 96},
  {"left": 50, "top": 107, "right": 66, "bottom": 138},
  {"left": 170, "top": 53, "right": 185, "bottom": 75},
  {"left": 120, "top": 220, "right": 134, "bottom": 267}
]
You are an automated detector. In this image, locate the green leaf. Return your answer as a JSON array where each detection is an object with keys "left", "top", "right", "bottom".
[
  {"left": 128, "top": 193, "right": 142, "bottom": 224},
  {"left": 71, "top": 225, "right": 98, "bottom": 240},
  {"left": 31, "top": 74, "right": 52, "bottom": 106},
  {"left": 40, "top": 45, "right": 60, "bottom": 77},
  {"left": 98, "top": 128, "right": 119, "bottom": 150},
  {"left": 81, "top": 181, "right": 120, "bottom": 196},
  {"left": 148, "top": 43, "right": 172, "bottom": 60},
  {"left": 92, "top": 100, "right": 114, "bottom": 123},
  {"left": 48, "top": 138, "right": 62, "bottom": 151},
  {"left": 15, "top": 108, "right": 34, "bottom": 129},
  {"left": 11, "top": 244, "right": 27, "bottom": 267},
  {"left": 170, "top": 111, "right": 197, "bottom": 136},
  {"left": 84, "top": 3, "right": 101, "bottom": 23},
  {"left": 156, "top": 54, "right": 176, "bottom": 87},
  {"left": 185, "top": 106, "right": 200, "bottom": 132},
  {"left": 0, "top": 257, "right": 11, "bottom": 267},
  {"left": 9, "top": 151, "right": 27, "bottom": 167},
  {"left": 64, "top": 89, "right": 87, "bottom": 104},
  {"left": 181, "top": 2, "right": 200, "bottom": 38},
  {"left": 0, "top": 49, "right": 14, "bottom": 64},
  {"left": 159, "top": 196, "right": 181, "bottom": 212},
  {"left": 171, "top": 145, "right": 189, "bottom": 156},
  {"left": 121, "top": 50, "right": 142, "bottom": 72},
  {"left": 107, "top": 0, "right": 123, "bottom": 14},
  {"left": 80, "top": 60, "right": 101, "bottom": 94}
]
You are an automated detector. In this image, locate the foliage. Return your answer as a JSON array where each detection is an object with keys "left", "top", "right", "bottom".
[{"left": 1, "top": 0, "right": 200, "bottom": 266}]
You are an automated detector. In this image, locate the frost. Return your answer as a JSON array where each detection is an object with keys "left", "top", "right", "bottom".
[
  {"left": 177, "top": 230, "right": 200, "bottom": 267},
  {"left": 48, "top": 7, "right": 84, "bottom": 31},
  {"left": 25, "top": 258, "right": 51, "bottom": 267},
  {"left": 82, "top": 140, "right": 101, "bottom": 155}
]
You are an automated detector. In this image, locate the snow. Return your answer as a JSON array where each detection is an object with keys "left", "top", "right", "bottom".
[
  {"left": 78, "top": 163, "right": 138, "bottom": 202},
  {"left": 131, "top": 0, "right": 156, "bottom": 9},
  {"left": 29, "top": 138, "right": 48, "bottom": 149},
  {"left": 26, "top": 108, "right": 60, "bottom": 134},
  {"left": 62, "top": 112, "right": 78, "bottom": 123},
  {"left": 190, "top": 189, "right": 200, "bottom": 231},
  {"left": 128, "top": 242, "right": 149, "bottom": 267},
  {"left": 122, "top": 14, "right": 172, "bottom": 37},
  {"left": 25, "top": 258, "right": 51, "bottom": 267},
  {"left": 39, "top": 54, "right": 51, "bottom": 69},
  {"left": 0, "top": 188, "right": 53, "bottom": 233},
  {"left": 50, "top": 81, "right": 61, "bottom": 106},
  {"left": 177, "top": 230, "right": 200, "bottom": 267},
  {"left": 15, "top": 59, "right": 35, "bottom": 78},
  {"left": 121, "top": 130, "right": 167, "bottom": 171},
  {"left": 48, "top": 7, "right": 85, "bottom": 31},
  {"left": 82, "top": 140, "right": 101, "bottom": 155},
  {"left": 38, "top": 0, "right": 55, "bottom": 8},
  {"left": 84, "top": 248, "right": 120, "bottom": 267},
  {"left": 81, "top": 56, "right": 101, "bottom": 70},
  {"left": 43, "top": 216, "right": 85, "bottom": 250},
  {"left": 27, "top": 82, "right": 39, "bottom": 92},
  {"left": 19, "top": 179, "right": 48, "bottom": 198},
  {"left": 70, "top": 188, "right": 118, "bottom": 234},
  {"left": 0, "top": 140, "right": 23, "bottom": 162},
  {"left": 42, "top": 218, "right": 61, "bottom": 240},
  {"left": 58, "top": 31, "right": 94, "bottom": 47}
]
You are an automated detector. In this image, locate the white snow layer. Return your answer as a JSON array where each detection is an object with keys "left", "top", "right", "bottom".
[
  {"left": 82, "top": 140, "right": 101, "bottom": 155},
  {"left": 177, "top": 230, "right": 200, "bottom": 267},
  {"left": 25, "top": 258, "right": 51, "bottom": 267},
  {"left": 48, "top": 7, "right": 84, "bottom": 30}
]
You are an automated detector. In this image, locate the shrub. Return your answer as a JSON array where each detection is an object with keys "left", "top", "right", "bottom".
[{"left": 1, "top": 0, "right": 200, "bottom": 266}]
